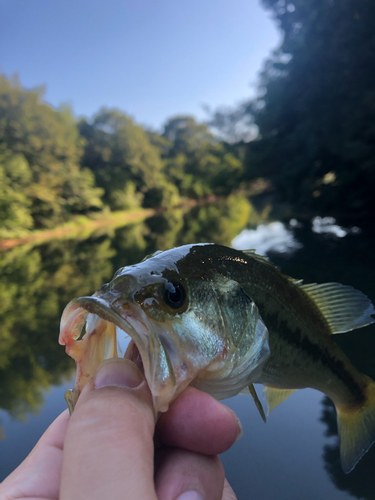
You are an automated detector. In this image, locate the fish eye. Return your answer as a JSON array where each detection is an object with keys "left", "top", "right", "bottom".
[{"left": 164, "top": 282, "right": 186, "bottom": 309}]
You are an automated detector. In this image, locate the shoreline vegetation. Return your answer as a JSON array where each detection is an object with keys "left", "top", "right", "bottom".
[
  {"left": 0, "top": 182, "right": 271, "bottom": 252},
  {"left": 0, "top": 208, "right": 156, "bottom": 251},
  {"left": 0, "top": 75, "right": 255, "bottom": 246},
  {"left": 0, "top": 196, "right": 221, "bottom": 251},
  {"left": 2, "top": 0, "right": 375, "bottom": 247},
  {"left": 0, "top": 189, "right": 267, "bottom": 251}
]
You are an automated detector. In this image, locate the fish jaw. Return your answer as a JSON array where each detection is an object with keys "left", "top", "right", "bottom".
[
  {"left": 59, "top": 296, "right": 200, "bottom": 413},
  {"left": 59, "top": 298, "right": 127, "bottom": 411}
]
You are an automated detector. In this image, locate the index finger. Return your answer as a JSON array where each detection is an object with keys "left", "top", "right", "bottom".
[{"left": 157, "top": 387, "right": 242, "bottom": 455}]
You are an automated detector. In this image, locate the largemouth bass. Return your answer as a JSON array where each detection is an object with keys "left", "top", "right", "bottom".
[{"left": 59, "top": 243, "right": 375, "bottom": 473}]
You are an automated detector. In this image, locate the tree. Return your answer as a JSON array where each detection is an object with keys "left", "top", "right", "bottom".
[
  {"left": 162, "top": 116, "right": 244, "bottom": 198},
  {"left": 78, "top": 109, "right": 178, "bottom": 210},
  {"left": 240, "top": 0, "right": 375, "bottom": 223},
  {"left": 0, "top": 75, "right": 103, "bottom": 229},
  {"left": 0, "top": 147, "right": 33, "bottom": 237}
]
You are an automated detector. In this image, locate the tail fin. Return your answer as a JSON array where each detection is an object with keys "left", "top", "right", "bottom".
[{"left": 336, "top": 377, "right": 375, "bottom": 473}]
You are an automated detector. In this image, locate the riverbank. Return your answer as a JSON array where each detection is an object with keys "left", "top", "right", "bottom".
[
  {"left": 0, "top": 188, "right": 270, "bottom": 252},
  {"left": 0, "top": 208, "right": 157, "bottom": 251},
  {"left": 0, "top": 196, "right": 213, "bottom": 251}
]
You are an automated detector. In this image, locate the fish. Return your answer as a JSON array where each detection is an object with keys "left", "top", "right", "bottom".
[{"left": 59, "top": 243, "right": 375, "bottom": 473}]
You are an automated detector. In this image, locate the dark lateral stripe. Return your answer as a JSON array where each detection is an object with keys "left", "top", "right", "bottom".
[
  {"left": 264, "top": 311, "right": 366, "bottom": 406},
  {"left": 180, "top": 245, "right": 367, "bottom": 406}
]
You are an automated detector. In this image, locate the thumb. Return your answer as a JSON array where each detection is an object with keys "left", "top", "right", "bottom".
[{"left": 60, "top": 358, "right": 157, "bottom": 500}]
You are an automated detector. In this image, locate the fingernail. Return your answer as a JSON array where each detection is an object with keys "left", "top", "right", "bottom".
[
  {"left": 227, "top": 408, "right": 243, "bottom": 442},
  {"left": 235, "top": 416, "right": 243, "bottom": 442},
  {"left": 94, "top": 358, "right": 144, "bottom": 389},
  {"left": 176, "top": 491, "right": 204, "bottom": 500}
]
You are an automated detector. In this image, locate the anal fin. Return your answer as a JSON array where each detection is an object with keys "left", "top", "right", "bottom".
[{"left": 263, "top": 386, "right": 296, "bottom": 414}]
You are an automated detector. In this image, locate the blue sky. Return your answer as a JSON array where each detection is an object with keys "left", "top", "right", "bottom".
[{"left": 0, "top": 0, "right": 280, "bottom": 130}]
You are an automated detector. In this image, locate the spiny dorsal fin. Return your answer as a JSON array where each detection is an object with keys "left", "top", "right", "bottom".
[
  {"left": 242, "top": 249, "right": 269, "bottom": 264},
  {"left": 248, "top": 384, "right": 266, "bottom": 423},
  {"left": 263, "top": 386, "right": 296, "bottom": 414},
  {"left": 299, "top": 282, "right": 375, "bottom": 334},
  {"left": 289, "top": 277, "right": 304, "bottom": 285}
]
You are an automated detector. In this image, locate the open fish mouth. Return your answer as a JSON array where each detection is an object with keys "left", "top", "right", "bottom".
[
  {"left": 58, "top": 248, "right": 272, "bottom": 416},
  {"left": 59, "top": 296, "right": 177, "bottom": 414},
  {"left": 124, "top": 339, "right": 144, "bottom": 374}
]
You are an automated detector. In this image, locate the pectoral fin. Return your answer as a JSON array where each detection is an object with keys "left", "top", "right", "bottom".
[
  {"left": 263, "top": 386, "right": 296, "bottom": 414},
  {"left": 248, "top": 384, "right": 266, "bottom": 423},
  {"left": 64, "top": 389, "right": 77, "bottom": 415}
]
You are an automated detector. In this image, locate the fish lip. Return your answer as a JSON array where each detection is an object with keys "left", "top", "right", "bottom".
[
  {"left": 72, "top": 295, "right": 147, "bottom": 351},
  {"left": 63, "top": 295, "right": 177, "bottom": 413}
]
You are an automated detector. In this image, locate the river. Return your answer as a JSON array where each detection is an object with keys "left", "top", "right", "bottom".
[{"left": 1, "top": 198, "right": 374, "bottom": 499}]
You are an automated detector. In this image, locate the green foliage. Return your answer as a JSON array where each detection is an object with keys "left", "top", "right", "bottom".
[
  {"left": 0, "top": 148, "right": 33, "bottom": 237},
  {"left": 110, "top": 181, "right": 144, "bottom": 211},
  {"left": 0, "top": 76, "right": 249, "bottom": 238},
  {"left": 162, "top": 116, "right": 244, "bottom": 198},
  {"left": 244, "top": 0, "right": 375, "bottom": 223},
  {"left": 0, "top": 75, "right": 103, "bottom": 229},
  {"left": 180, "top": 195, "right": 253, "bottom": 245},
  {"left": 78, "top": 108, "right": 176, "bottom": 209}
]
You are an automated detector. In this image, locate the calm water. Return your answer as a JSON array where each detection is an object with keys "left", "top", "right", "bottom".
[{"left": 1, "top": 201, "right": 375, "bottom": 499}]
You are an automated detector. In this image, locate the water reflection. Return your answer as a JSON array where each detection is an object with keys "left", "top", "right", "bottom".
[
  {"left": 0, "top": 196, "right": 254, "bottom": 423},
  {"left": 230, "top": 217, "right": 375, "bottom": 498},
  {"left": 312, "top": 216, "right": 361, "bottom": 238},
  {"left": 0, "top": 238, "right": 115, "bottom": 421},
  {"left": 233, "top": 221, "right": 302, "bottom": 255},
  {"left": 1, "top": 201, "right": 375, "bottom": 499},
  {"left": 268, "top": 222, "right": 375, "bottom": 500}
]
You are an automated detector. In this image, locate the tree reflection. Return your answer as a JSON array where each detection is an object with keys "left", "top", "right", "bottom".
[
  {"left": 0, "top": 238, "right": 115, "bottom": 420},
  {"left": 0, "top": 198, "right": 255, "bottom": 423},
  {"left": 146, "top": 207, "right": 186, "bottom": 251},
  {"left": 179, "top": 196, "right": 252, "bottom": 246},
  {"left": 113, "top": 195, "right": 257, "bottom": 261}
]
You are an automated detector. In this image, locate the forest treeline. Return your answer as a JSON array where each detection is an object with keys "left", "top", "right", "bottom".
[
  {"left": 0, "top": 74, "right": 245, "bottom": 238},
  {"left": 213, "top": 0, "right": 375, "bottom": 225},
  {"left": 2, "top": 0, "right": 375, "bottom": 238}
]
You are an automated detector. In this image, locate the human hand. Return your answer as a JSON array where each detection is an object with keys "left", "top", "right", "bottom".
[{"left": 1, "top": 358, "right": 240, "bottom": 500}]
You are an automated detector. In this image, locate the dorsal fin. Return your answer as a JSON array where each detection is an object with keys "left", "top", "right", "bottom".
[
  {"left": 299, "top": 282, "right": 375, "bottom": 334},
  {"left": 263, "top": 386, "right": 296, "bottom": 414},
  {"left": 289, "top": 277, "right": 304, "bottom": 285},
  {"left": 242, "top": 249, "right": 269, "bottom": 264}
]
